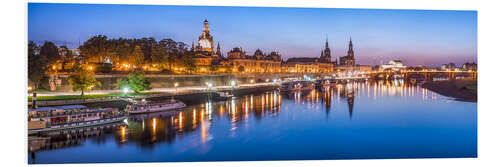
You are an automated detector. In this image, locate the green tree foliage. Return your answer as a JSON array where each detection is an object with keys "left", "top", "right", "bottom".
[
  {"left": 67, "top": 66, "right": 101, "bottom": 95},
  {"left": 116, "top": 71, "right": 151, "bottom": 93},
  {"left": 28, "top": 41, "right": 48, "bottom": 90},
  {"left": 116, "top": 78, "right": 129, "bottom": 90}
]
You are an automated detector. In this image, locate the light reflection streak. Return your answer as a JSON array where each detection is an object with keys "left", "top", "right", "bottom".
[{"left": 125, "top": 81, "right": 443, "bottom": 146}]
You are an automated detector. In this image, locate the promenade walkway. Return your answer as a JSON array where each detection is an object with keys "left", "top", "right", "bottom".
[{"left": 33, "top": 82, "right": 279, "bottom": 97}]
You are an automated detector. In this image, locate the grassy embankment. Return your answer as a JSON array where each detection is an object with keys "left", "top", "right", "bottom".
[{"left": 27, "top": 92, "right": 160, "bottom": 101}]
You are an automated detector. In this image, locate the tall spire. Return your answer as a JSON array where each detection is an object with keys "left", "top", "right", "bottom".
[
  {"left": 216, "top": 42, "right": 221, "bottom": 56},
  {"left": 325, "top": 34, "right": 329, "bottom": 48},
  {"left": 348, "top": 37, "right": 353, "bottom": 52}
]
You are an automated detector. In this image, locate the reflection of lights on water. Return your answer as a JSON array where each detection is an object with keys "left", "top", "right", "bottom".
[
  {"left": 152, "top": 118, "right": 157, "bottom": 134},
  {"left": 231, "top": 98, "right": 236, "bottom": 114},
  {"left": 193, "top": 109, "right": 197, "bottom": 125},
  {"left": 178, "top": 113, "right": 183, "bottom": 131},
  {"left": 219, "top": 105, "right": 224, "bottom": 117},
  {"left": 250, "top": 95, "right": 254, "bottom": 110},
  {"left": 142, "top": 120, "right": 145, "bottom": 131},
  {"left": 120, "top": 126, "right": 127, "bottom": 142}
]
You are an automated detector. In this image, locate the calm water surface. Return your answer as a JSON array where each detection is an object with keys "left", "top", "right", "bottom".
[{"left": 28, "top": 80, "right": 477, "bottom": 164}]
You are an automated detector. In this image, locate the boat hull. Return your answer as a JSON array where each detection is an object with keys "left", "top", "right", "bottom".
[
  {"left": 28, "top": 116, "right": 127, "bottom": 135},
  {"left": 128, "top": 103, "right": 186, "bottom": 114}
]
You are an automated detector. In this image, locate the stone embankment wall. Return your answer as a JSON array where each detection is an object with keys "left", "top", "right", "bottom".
[{"left": 39, "top": 73, "right": 305, "bottom": 91}]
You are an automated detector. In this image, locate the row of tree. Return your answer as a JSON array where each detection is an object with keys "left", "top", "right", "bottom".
[
  {"left": 28, "top": 38, "right": 155, "bottom": 94},
  {"left": 28, "top": 35, "right": 195, "bottom": 91},
  {"left": 80, "top": 35, "right": 195, "bottom": 71}
]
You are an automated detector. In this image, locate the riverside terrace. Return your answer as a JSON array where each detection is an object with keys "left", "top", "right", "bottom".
[
  {"left": 35, "top": 68, "right": 477, "bottom": 92},
  {"left": 28, "top": 69, "right": 477, "bottom": 107}
]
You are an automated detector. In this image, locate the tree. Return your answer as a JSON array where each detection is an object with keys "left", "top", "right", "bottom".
[
  {"left": 151, "top": 44, "right": 167, "bottom": 67},
  {"left": 116, "top": 78, "right": 129, "bottom": 91},
  {"left": 28, "top": 41, "right": 48, "bottom": 90},
  {"left": 79, "top": 35, "right": 112, "bottom": 63},
  {"left": 115, "top": 39, "right": 134, "bottom": 65},
  {"left": 39, "top": 41, "right": 60, "bottom": 67},
  {"left": 130, "top": 45, "right": 145, "bottom": 69},
  {"left": 182, "top": 52, "right": 196, "bottom": 73},
  {"left": 59, "top": 45, "right": 74, "bottom": 71},
  {"left": 117, "top": 71, "right": 151, "bottom": 93},
  {"left": 68, "top": 66, "right": 101, "bottom": 95},
  {"left": 160, "top": 38, "right": 178, "bottom": 70}
]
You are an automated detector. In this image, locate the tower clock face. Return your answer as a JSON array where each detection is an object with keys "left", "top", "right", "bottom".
[{"left": 199, "top": 39, "right": 212, "bottom": 49}]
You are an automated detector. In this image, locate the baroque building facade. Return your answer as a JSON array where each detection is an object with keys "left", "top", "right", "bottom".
[
  {"left": 223, "top": 47, "right": 282, "bottom": 73},
  {"left": 190, "top": 18, "right": 365, "bottom": 74},
  {"left": 192, "top": 18, "right": 222, "bottom": 73},
  {"left": 283, "top": 38, "right": 335, "bottom": 73}
]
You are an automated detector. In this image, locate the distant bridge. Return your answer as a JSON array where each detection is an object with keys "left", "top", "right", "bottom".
[{"left": 362, "top": 70, "right": 477, "bottom": 80}]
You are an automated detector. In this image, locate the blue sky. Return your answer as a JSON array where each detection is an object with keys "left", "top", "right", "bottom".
[{"left": 28, "top": 3, "right": 477, "bottom": 66}]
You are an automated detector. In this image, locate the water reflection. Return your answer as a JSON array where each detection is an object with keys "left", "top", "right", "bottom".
[
  {"left": 29, "top": 79, "right": 470, "bottom": 163},
  {"left": 28, "top": 122, "right": 127, "bottom": 163},
  {"left": 120, "top": 79, "right": 439, "bottom": 147}
]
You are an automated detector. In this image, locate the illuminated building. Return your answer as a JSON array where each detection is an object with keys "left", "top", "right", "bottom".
[
  {"left": 380, "top": 60, "right": 407, "bottom": 71},
  {"left": 284, "top": 38, "right": 334, "bottom": 73},
  {"left": 338, "top": 37, "right": 355, "bottom": 67},
  {"left": 223, "top": 47, "right": 282, "bottom": 73}
]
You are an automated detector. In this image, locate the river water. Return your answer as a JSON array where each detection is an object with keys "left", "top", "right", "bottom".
[{"left": 28, "top": 79, "right": 477, "bottom": 164}]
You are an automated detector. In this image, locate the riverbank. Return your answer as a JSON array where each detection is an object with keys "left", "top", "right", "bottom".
[
  {"left": 27, "top": 92, "right": 159, "bottom": 101},
  {"left": 28, "top": 83, "right": 281, "bottom": 107},
  {"left": 421, "top": 80, "right": 477, "bottom": 102}
]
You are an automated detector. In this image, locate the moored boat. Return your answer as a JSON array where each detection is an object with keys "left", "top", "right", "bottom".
[
  {"left": 281, "top": 81, "right": 314, "bottom": 92},
  {"left": 28, "top": 105, "right": 126, "bottom": 135},
  {"left": 127, "top": 99, "right": 186, "bottom": 114}
]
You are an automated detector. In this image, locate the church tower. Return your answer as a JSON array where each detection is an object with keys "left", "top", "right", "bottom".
[
  {"left": 347, "top": 37, "right": 354, "bottom": 58},
  {"left": 346, "top": 37, "right": 355, "bottom": 66},
  {"left": 321, "top": 37, "right": 332, "bottom": 63},
  {"left": 216, "top": 42, "right": 222, "bottom": 56},
  {"left": 197, "top": 18, "right": 215, "bottom": 54}
]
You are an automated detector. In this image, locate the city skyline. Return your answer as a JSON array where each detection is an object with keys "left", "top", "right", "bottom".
[{"left": 28, "top": 3, "right": 477, "bottom": 66}]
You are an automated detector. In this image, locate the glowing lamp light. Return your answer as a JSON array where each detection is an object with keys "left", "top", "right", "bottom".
[
  {"left": 174, "top": 82, "right": 179, "bottom": 87},
  {"left": 123, "top": 87, "right": 129, "bottom": 94},
  {"left": 230, "top": 80, "right": 236, "bottom": 87},
  {"left": 207, "top": 82, "right": 213, "bottom": 88}
]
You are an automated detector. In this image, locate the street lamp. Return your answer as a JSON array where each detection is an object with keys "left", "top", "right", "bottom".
[
  {"left": 272, "top": 78, "right": 278, "bottom": 84},
  {"left": 206, "top": 82, "right": 213, "bottom": 91},
  {"left": 123, "top": 87, "right": 129, "bottom": 96},
  {"left": 230, "top": 80, "right": 236, "bottom": 87},
  {"left": 230, "top": 80, "right": 237, "bottom": 95},
  {"left": 173, "top": 82, "right": 179, "bottom": 99}
]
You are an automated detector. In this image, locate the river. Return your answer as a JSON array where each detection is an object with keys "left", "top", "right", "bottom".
[{"left": 28, "top": 79, "right": 477, "bottom": 164}]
